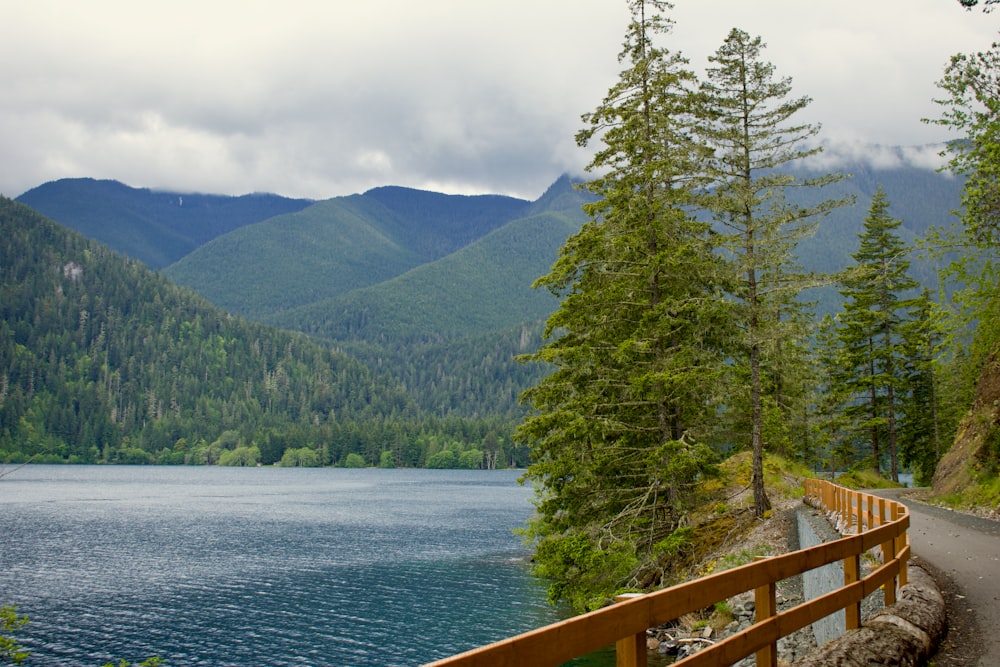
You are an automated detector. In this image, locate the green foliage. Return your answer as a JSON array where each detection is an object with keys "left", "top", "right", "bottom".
[
  {"left": 519, "top": 1, "right": 728, "bottom": 610},
  {"left": 652, "top": 526, "right": 694, "bottom": 558},
  {"left": 100, "top": 658, "right": 162, "bottom": 667},
  {"left": 716, "top": 544, "right": 776, "bottom": 571},
  {"left": 342, "top": 452, "right": 367, "bottom": 468},
  {"left": 279, "top": 447, "right": 320, "bottom": 467},
  {"left": 0, "top": 606, "right": 29, "bottom": 666},
  {"left": 217, "top": 445, "right": 260, "bottom": 467},
  {"left": 527, "top": 528, "right": 640, "bottom": 612},
  {"left": 937, "top": 466, "right": 1000, "bottom": 510},
  {"left": 377, "top": 450, "right": 396, "bottom": 468},
  {"left": 929, "top": 38, "right": 1000, "bottom": 246},
  {"left": 457, "top": 448, "right": 483, "bottom": 469},
  {"left": 898, "top": 289, "right": 947, "bottom": 485},
  {"left": 921, "top": 37, "right": 1000, "bottom": 485},
  {"left": 831, "top": 187, "right": 921, "bottom": 480},
  {"left": 425, "top": 449, "right": 457, "bottom": 469},
  {"left": 832, "top": 468, "right": 902, "bottom": 490}
]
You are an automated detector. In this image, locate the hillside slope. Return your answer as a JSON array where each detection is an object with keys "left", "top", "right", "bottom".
[
  {"left": 269, "top": 182, "right": 590, "bottom": 341},
  {"left": 16, "top": 178, "right": 313, "bottom": 269},
  {"left": 0, "top": 196, "right": 416, "bottom": 464},
  {"left": 932, "top": 345, "right": 1000, "bottom": 514},
  {"left": 163, "top": 187, "right": 531, "bottom": 320}
]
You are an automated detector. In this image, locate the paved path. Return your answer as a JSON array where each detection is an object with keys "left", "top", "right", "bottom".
[{"left": 875, "top": 489, "right": 1000, "bottom": 667}]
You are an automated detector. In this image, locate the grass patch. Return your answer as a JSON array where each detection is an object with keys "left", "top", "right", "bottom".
[
  {"left": 934, "top": 465, "right": 1000, "bottom": 512},
  {"left": 831, "top": 468, "right": 903, "bottom": 490}
]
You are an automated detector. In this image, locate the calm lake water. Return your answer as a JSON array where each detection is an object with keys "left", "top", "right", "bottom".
[{"left": 0, "top": 466, "right": 617, "bottom": 666}]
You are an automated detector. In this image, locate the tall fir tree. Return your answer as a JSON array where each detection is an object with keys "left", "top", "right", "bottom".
[
  {"left": 517, "top": 0, "right": 725, "bottom": 610},
  {"left": 899, "top": 287, "right": 945, "bottom": 485},
  {"left": 926, "top": 37, "right": 1000, "bottom": 458},
  {"left": 836, "top": 187, "right": 919, "bottom": 481},
  {"left": 814, "top": 315, "right": 856, "bottom": 473},
  {"left": 698, "top": 28, "right": 847, "bottom": 516}
]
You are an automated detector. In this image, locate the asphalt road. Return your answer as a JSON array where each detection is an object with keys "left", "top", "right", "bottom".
[{"left": 875, "top": 489, "right": 1000, "bottom": 667}]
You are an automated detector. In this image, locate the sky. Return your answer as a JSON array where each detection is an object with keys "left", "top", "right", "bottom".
[{"left": 2, "top": 1, "right": 998, "bottom": 202}]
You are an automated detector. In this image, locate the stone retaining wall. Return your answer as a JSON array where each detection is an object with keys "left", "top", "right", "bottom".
[
  {"left": 790, "top": 499, "right": 946, "bottom": 667},
  {"left": 797, "top": 506, "right": 848, "bottom": 646},
  {"left": 790, "top": 564, "right": 945, "bottom": 666}
]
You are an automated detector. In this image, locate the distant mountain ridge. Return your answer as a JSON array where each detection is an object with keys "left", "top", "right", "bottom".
[
  {"left": 262, "top": 177, "right": 592, "bottom": 341},
  {"left": 162, "top": 185, "right": 536, "bottom": 321},
  {"left": 16, "top": 178, "right": 314, "bottom": 269}
]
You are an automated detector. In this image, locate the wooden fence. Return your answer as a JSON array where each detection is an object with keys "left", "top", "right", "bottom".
[{"left": 424, "top": 479, "right": 909, "bottom": 667}]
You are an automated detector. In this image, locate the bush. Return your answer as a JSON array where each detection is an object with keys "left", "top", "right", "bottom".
[
  {"left": 218, "top": 445, "right": 260, "bottom": 467},
  {"left": 426, "top": 450, "right": 457, "bottom": 469},
  {"left": 280, "top": 447, "right": 320, "bottom": 467},
  {"left": 458, "top": 449, "right": 483, "bottom": 469},
  {"left": 378, "top": 450, "right": 396, "bottom": 468},
  {"left": 343, "top": 452, "right": 367, "bottom": 468}
]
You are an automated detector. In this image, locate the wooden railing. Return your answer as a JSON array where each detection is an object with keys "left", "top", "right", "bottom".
[{"left": 425, "top": 479, "right": 909, "bottom": 667}]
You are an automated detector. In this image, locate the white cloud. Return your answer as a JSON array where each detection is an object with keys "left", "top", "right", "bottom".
[
  {"left": 802, "top": 140, "right": 952, "bottom": 173},
  {"left": 1, "top": 0, "right": 995, "bottom": 200}
]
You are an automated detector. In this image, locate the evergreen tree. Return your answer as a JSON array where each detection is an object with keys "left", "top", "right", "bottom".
[
  {"left": 699, "top": 28, "right": 847, "bottom": 516},
  {"left": 899, "top": 288, "right": 945, "bottom": 485},
  {"left": 517, "top": 0, "right": 724, "bottom": 610},
  {"left": 931, "top": 38, "right": 1000, "bottom": 246},
  {"left": 926, "top": 38, "right": 1000, "bottom": 453},
  {"left": 836, "top": 187, "right": 919, "bottom": 481},
  {"left": 813, "top": 315, "right": 855, "bottom": 474}
]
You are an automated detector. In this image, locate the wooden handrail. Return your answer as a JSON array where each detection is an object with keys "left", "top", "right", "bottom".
[{"left": 424, "top": 479, "right": 909, "bottom": 667}]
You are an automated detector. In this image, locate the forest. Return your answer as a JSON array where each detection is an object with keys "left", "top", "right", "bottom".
[{"left": 0, "top": 198, "right": 527, "bottom": 469}]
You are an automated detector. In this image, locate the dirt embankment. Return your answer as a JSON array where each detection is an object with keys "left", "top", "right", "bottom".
[{"left": 931, "top": 348, "right": 1000, "bottom": 518}]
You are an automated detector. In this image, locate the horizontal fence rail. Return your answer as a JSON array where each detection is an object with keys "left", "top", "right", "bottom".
[{"left": 425, "top": 479, "right": 909, "bottom": 667}]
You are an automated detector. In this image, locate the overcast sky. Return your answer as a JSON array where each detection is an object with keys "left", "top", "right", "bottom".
[{"left": 2, "top": 1, "right": 998, "bottom": 201}]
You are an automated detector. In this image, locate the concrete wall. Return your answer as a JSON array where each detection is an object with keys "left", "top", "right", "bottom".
[{"left": 796, "top": 507, "right": 847, "bottom": 645}]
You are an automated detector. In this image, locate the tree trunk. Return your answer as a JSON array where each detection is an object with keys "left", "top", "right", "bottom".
[{"left": 751, "top": 340, "right": 771, "bottom": 517}]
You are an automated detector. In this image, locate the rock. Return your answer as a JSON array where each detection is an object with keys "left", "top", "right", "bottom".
[{"left": 658, "top": 640, "right": 680, "bottom": 655}]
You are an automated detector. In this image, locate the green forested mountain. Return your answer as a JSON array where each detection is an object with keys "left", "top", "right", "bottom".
[
  {"left": 269, "top": 178, "right": 590, "bottom": 341},
  {"left": 162, "top": 186, "right": 531, "bottom": 320},
  {"left": 16, "top": 178, "right": 313, "bottom": 269},
  {"left": 0, "top": 197, "right": 519, "bottom": 467}
]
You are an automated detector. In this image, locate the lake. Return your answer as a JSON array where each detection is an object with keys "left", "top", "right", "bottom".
[{"left": 0, "top": 465, "right": 617, "bottom": 666}]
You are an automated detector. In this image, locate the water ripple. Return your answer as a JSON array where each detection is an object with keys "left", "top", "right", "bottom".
[{"left": 0, "top": 467, "right": 586, "bottom": 666}]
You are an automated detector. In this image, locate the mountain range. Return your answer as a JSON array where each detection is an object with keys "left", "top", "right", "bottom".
[{"left": 13, "top": 161, "right": 964, "bottom": 421}]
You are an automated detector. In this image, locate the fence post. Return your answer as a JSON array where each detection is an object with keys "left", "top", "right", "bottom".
[
  {"left": 754, "top": 558, "right": 778, "bottom": 667},
  {"left": 893, "top": 503, "right": 908, "bottom": 588},
  {"left": 840, "top": 486, "right": 849, "bottom": 527},
  {"left": 844, "top": 552, "right": 862, "bottom": 630},
  {"left": 865, "top": 492, "right": 874, "bottom": 532},
  {"left": 614, "top": 594, "right": 647, "bottom": 667},
  {"left": 854, "top": 491, "right": 863, "bottom": 533},
  {"left": 879, "top": 497, "right": 897, "bottom": 606}
]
